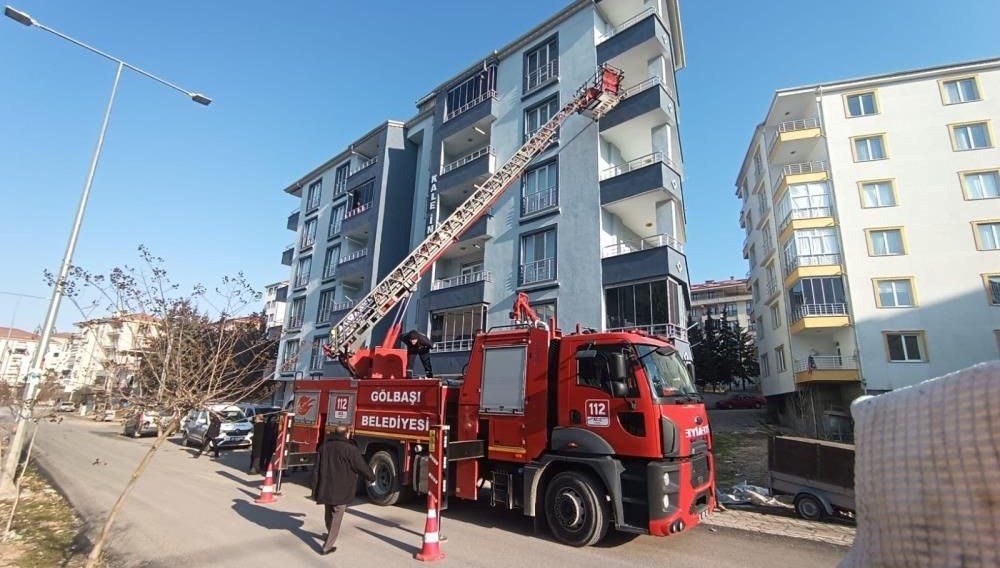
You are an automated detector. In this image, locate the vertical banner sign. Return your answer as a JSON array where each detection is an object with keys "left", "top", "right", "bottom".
[{"left": 426, "top": 174, "right": 439, "bottom": 236}]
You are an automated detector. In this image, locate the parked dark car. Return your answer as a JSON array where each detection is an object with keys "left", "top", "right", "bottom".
[{"left": 715, "top": 393, "right": 767, "bottom": 410}]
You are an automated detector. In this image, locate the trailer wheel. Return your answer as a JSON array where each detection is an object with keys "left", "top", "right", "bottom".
[
  {"left": 544, "top": 471, "right": 610, "bottom": 547},
  {"left": 794, "top": 493, "right": 825, "bottom": 521},
  {"left": 366, "top": 450, "right": 405, "bottom": 506}
]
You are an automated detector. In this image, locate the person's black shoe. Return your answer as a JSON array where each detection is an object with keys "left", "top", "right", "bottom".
[{"left": 321, "top": 547, "right": 337, "bottom": 555}]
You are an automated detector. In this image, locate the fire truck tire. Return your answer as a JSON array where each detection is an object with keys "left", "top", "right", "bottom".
[
  {"left": 544, "top": 471, "right": 610, "bottom": 547},
  {"left": 366, "top": 450, "right": 405, "bottom": 506}
]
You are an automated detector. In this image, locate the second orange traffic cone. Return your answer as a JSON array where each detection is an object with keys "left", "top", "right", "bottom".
[{"left": 255, "top": 463, "right": 277, "bottom": 504}]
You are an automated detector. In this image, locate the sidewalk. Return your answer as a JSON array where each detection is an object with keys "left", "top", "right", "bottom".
[{"left": 703, "top": 507, "right": 855, "bottom": 548}]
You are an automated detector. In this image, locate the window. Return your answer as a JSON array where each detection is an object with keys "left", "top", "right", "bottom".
[
  {"left": 745, "top": 301, "right": 753, "bottom": 314},
  {"left": 941, "top": 77, "right": 981, "bottom": 105},
  {"left": 520, "top": 228, "right": 557, "bottom": 285},
  {"left": 788, "top": 277, "right": 847, "bottom": 320},
  {"left": 759, "top": 353, "right": 770, "bottom": 377},
  {"left": 446, "top": 65, "right": 497, "bottom": 120},
  {"left": 577, "top": 345, "right": 634, "bottom": 393},
  {"left": 974, "top": 221, "right": 1000, "bottom": 250},
  {"left": 347, "top": 180, "right": 376, "bottom": 212},
  {"left": 753, "top": 151, "right": 762, "bottom": 177},
  {"left": 784, "top": 227, "right": 840, "bottom": 267},
  {"left": 280, "top": 339, "right": 300, "bottom": 372},
  {"left": 725, "top": 303, "right": 738, "bottom": 317},
  {"left": 860, "top": 180, "right": 897, "bottom": 208},
  {"left": 522, "top": 161, "right": 558, "bottom": 216},
  {"left": 294, "top": 256, "right": 312, "bottom": 288},
  {"left": 524, "top": 38, "right": 558, "bottom": 92},
  {"left": 984, "top": 274, "right": 1000, "bottom": 306},
  {"left": 333, "top": 163, "right": 351, "bottom": 195},
  {"left": 317, "top": 288, "right": 336, "bottom": 324},
  {"left": 874, "top": 278, "right": 916, "bottom": 308},
  {"left": 524, "top": 97, "right": 559, "bottom": 142},
  {"left": 756, "top": 316, "right": 765, "bottom": 340},
  {"left": 853, "top": 134, "right": 887, "bottom": 161},
  {"left": 531, "top": 301, "right": 557, "bottom": 325},
  {"left": 770, "top": 304, "right": 781, "bottom": 329},
  {"left": 748, "top": 246, "right": 757, "bottom": 268},
  {"left": 605, "top": 279, "right": 673, "bottom": 331},
  {"left": 951, "top": 122, "right": 993, "bottom": 151},
  {"left": 777, "top": 181, "right": 832, "bottom": 221},
  {"left": 866, "top": 228, "right": 906, "bottom": 256},
  {"left": 962, "top": 171, "right": 1000, "bottom": 200},
  {"left": 430, "top": 305, "right": 486, "bottom": 351},
  {"left": 751, "top": 281, "right": 760, "bottom": 304},
  {"left": 885, "top": 332, "right": 926, "bottom": 362},
  {"left": 310, "top": 336, "right": 331, "bottom": 370},
  {"left": 301, "top": 218, "right": 317, "bottom": 249},
  {"left": 287, "top": 298, "right": 306, "bottom": 329},
  {"left": 775, "top": 346, "right": 787, "bottom": 373},
  {"left": 305, "top": 179, "right": 322, "bottom": 211},
  {"left": 328, "top": 204, "right": 345, "bottom": 238},
  {"left": 845, "top": 91, "right": 878, "bottom": 117},
  {"left": 322, "top": 245, "right": 340, "bottom": 280}
]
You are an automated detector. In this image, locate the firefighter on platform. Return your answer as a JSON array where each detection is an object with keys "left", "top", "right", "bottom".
[{"left": 399, "top": 329, "right": 433, "bottom": 378}]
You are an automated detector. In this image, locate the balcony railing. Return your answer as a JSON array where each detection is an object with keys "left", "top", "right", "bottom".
[
  {"left": 597, "top": 6, "right": 655, "bottom": 43},
  {"left": 768, "top": 117, "right": 821, "bottom": 151},
  {"left": 779, "top": 206, "right": 833, "bottom": 233},
  {"left": 522, "top": 186, "right": 558, "bottom": 216},
  {"left": 602, "top": 233, "right": 683, "bottom": 258},
  {"left": 350, "top": 157, "right": 377, "bottom": 176},
  {"left": 762, "top": 238, "right": 775, "bottom": 260},
  {"left": 344, "top": 202, "right": 372, "bottom": 219},
  {"left": 332, "top": 299, "right": 354, "bottom": 312},
  {"left": 607, "top": 323, "right": 688, "bottom": 342},
  {"left": 432, "top": 270, "right": 492, "bottom": 291},
  {"left": 280, "top": 354, "right": 299, "bottom": 373},
  {"left": 445, "top": 90, "right": 497, "bottom": 122},
  {"left": 432, "top": 338, "right": 475, "bottom": 353},
  {"left": 600, "top": 151, "right": 672, "bottom": 181},
  {"left": 773, "top": 161, "right": 827, "bottom": 192},
  {"left": 766, "top": 280, "right": 779, "bottom": 298},
  {"left": 790, "top": 303, "right": 848, "bottom": 323},
  {"left": 525, "top": 59, "right": 559, "bottom": 92},
  {"left": 619, "top": 76, "right": 669, "bottom": 100},
  {"left": 338, "top": 249, "right": 368, "bottom": 265},
  {"left": 793, "top": 354, "right": 858, "bottom": 373},
  {"left": 783, "top": 253, "right": 841, "bottom": 277},
  {"left": 520, "top": 257, "right": 556, "bottom": 285},
  {"left": 441, "top": 146, "right": 495, "bottom": 175}
]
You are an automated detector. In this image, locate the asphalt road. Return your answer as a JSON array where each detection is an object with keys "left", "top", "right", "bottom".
[{"left": 33, "top": 416, "right": 847, "bottom": 567}]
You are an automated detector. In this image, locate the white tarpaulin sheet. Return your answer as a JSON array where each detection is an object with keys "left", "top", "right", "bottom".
[{"left": 840, "top": 361, "right": 1000, "bottom": 568}]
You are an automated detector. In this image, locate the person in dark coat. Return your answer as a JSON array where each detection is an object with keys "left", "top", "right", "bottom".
[
  {"left": 196, "top": 412, "right": 222, "bottom": 458},
  {"left": 311, "top": 426, "right": 375, "bottom": 555},
  {"left": 258, "top": 415, "right": 280, "bottom": 474},
  {"left": 399, "top": 329, "right": 434, "bottom": 378}
]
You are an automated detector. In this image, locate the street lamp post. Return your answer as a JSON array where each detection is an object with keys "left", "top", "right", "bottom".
[{"left": 0, "top": 5, "right": 211, "bottom": 496}]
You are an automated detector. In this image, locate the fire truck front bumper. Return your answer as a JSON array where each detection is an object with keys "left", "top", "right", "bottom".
[{"left": 646, "top": 453, "right": 715, "bottom": 536}]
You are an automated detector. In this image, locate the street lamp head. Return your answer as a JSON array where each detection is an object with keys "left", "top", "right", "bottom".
[
  {"left": 4, "top": 5, "right": 35, "bottom": 26},
  {"left": 190, "top": 93, "right": 212, "bottom": 106}
]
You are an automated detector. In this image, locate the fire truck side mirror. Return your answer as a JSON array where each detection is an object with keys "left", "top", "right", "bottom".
[
  {"left": 609, "top": 353, "right": 627, "bottom": 382},
  {"left": 609, "top": 380, "right": 629, "bottom": 398}
]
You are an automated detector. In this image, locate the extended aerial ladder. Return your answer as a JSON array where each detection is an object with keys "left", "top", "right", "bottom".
[{"left": 323, "top": 64, "right": 625, "bottom": 378}]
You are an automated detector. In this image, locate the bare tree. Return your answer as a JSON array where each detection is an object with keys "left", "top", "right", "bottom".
[{"left": 44, "top": 246, "right": 277, "bottom": 567}]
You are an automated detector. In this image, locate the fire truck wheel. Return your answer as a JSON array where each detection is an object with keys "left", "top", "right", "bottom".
[
  {"left": 366, "top": 450, "right": 404, "bottom": 506},
  {"left": 544, "top": 471, "right": 610, "bottom": 547}
]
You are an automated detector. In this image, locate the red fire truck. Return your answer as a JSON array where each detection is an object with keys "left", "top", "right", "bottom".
[{"left": 288, "top": 65, "right": 715, "bottom": 546}]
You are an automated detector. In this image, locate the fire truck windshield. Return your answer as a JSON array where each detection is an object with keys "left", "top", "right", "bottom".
[{"left": 635, "top": 344, "right": 698, "bottom": 399}]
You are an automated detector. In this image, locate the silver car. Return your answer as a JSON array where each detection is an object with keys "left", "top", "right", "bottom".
[{"left": 183, "top": 405, "right": 253, "bottom": 449}]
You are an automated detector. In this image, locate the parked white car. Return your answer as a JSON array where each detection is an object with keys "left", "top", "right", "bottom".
[{"left": 183, "top": 404, "right": 253, "bottom": 449}]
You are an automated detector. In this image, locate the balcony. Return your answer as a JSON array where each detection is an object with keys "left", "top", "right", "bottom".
[
  {"left": 522, "top": 186, "right": 559, "bottom": 217},
  {"left": 331, "top": 299, "right": 354, "bottom": 313},
  {"left": 793, "top": 355, "right": 860, "bottom": 384},
  {"left": 280, "top": 243, "right": 294, "bottom": 266},
  {"left": 600, "top": 151, "right": 681, "bottom": 206},
  {"left": 778, "top": 206, "right": 835, "bottom": 242},
  {"left": 336, "top": 248, "right": 371, "bottom": 285},
  {"left": 431, "top": 338, "right": 475, "bottom": 353},
  {"left": 772, "top": 161, "right": 829, "bottom": 198},
  {"left": 768, "top": 117, "right": 822, "bottom": 155},
  {"left": 287, "top": 209, "right": 299, "bottom": 231},
  {"left": 426, "top": 271, "right": 493, "bottom": 312},
  {"left": 519, "top": 258, "right": 557, "bottom": 287},
  {"left": 435, "top": 146, "right": 496, "bottom": 208},
  {"left": 439, "top": 90, "right": 499, "bottom": 141},
  {"left": 347, "top": 157, "right": 378, "bottom": 181},
  {"left": 602, "top": 235, "right": 687, "bottom": 287},
  {"left": 783, "top": 253, "right": 843, "bottom": 287},
  {"left": 766, "top": 279, "right": 780, "bottom": 301},
  {"left": 789, "top": 303, "right": 850, "bottom": 334},
  {"left": 442, "top": 146, "right": 495, "bottom": 176},
  {"left": 607, "top": 323, "right": 688, "bottom": 343},
  {"left": 597, "top": 7, "right": 671, "bottom": 73},
  {"left": 340, "top": 200, "right": 375, "bottom": 237}
]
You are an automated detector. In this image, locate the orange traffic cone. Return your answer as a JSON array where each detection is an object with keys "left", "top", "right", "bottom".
[
  {"left": 255, "top": 463, "right": 277, "bottom": 504},
  {"left": 414, "top": 503, "right": 445, "bottom": 562}
]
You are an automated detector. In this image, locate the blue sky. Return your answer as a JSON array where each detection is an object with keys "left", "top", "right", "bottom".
[{"left": 1, "top": 0, "right": 997, "bottom": 332}]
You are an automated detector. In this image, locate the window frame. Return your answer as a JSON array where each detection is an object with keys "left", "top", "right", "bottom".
[
  {"left": 938, "top": 76, "right": 983, "bottom": 105},
  {"left": 287, "top": 298, "right": 306, "bottom": 330},
  {"left": 328, "top": 203, "right": 346, "bottom": 239},
  {"left": 883, "top": 331, "right": 927, "bottom": 363},
  {"left": 294, "top": 255, "right": 312, "bottom": 289},
  {"left": 865, "top": 227, "right": 907, "bottom": 257},
  {"left": 759, "top": 353, "right": 770, "bottom": 377},
  {"left": 960, "top": 169, "right": 1000, "bottom": 201},
  {"left": 769, "top": 302, "right": 781, "bottom": 329},
  {"left": 523, "top": 96, "right": 560, "bottom": 143},
  {"left": 972, "top": 220, "right": 1000, "bottom": 251},
  {"left": 521, "top": 159, "right": 559, "bottom": 217},
  {"left": 322, "top": 245, "right": 340, "bottom": 280},
  {"left": 949, "top": 121, "right": 994, "bottom": 151},
  {"left": 523, "top": 35, "right": 559, "bottom": 94},
  {"left": 280, "top": 339, "right": 300, "bottom": 372},
  {"left": 316, "top": 288, "right": 337, "bottom": 324},
  {"left": 309, "top": 335, "right": 331, "bottom": 370},
  {"left": 305, "top": 179, "right": 323, "bottom": 212},
  {"left": 843, "top": 90, "right": 880, "bottom": 118},
  {"left": 981, "top": 273, "right": 1000, "bottom": 306},
  {"left": 872, "top": 277, "right": 918, "bottom": 308},
  {"left": 775, "top": 346, "right": 787, "bottom": 373},
  {"left": 519, "top": 227, "right": 558, "bottom": 286},
  {"left": 857, "top": 178, "right": 899, "bottom": 208},
  {"left": 300, "top": 217, "right": 318, "bottom": 249},
  {"left": 851, "top": 133, "right": 889, "bottom": 162}
]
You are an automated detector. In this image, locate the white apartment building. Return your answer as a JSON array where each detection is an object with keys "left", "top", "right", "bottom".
[
  {"left": 688, "top": 278, "right": 753, "bottom": 333},
  {"left": 67, "top": 314, "right": 155, "bottom": 394},
  {"left": 737, "top": 57, "right": 1000, "bottom": 439},
  {"left": 263, "top": 281, "right": 288, "bottom": 340},
  {"left": 0, "top": 327, "right": 75, "bottom": 385}
]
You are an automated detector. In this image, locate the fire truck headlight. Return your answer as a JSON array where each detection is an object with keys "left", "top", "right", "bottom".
[
  {"left": 662, "top": 495, "right": 670, "bottom": 510},
  {"left": 662, "top": 472, "right": 671, "bottom": 486}
]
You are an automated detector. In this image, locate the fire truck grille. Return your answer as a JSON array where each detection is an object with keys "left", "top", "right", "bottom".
[{"left": 690, "top": 454, "right": 710, "bottom": 488}]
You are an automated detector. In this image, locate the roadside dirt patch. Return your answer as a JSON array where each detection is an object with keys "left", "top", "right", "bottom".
[{"left": 713, "top": 432, "right": 769, "bottom": 488}]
